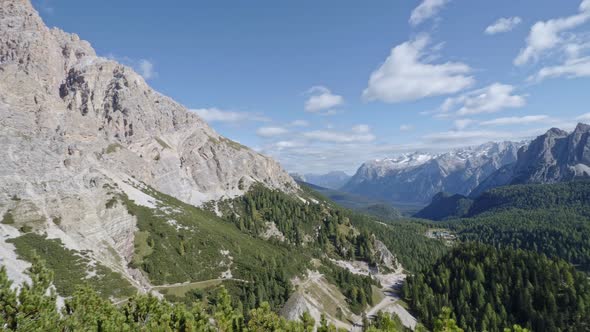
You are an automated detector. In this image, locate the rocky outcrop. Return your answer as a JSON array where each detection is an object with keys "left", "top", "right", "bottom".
[
  {"left": 342, "top": 142, "right": 523, "bottom": 204},
  {"left": 471, "top": 124, "right": 590, "bottom": 196},
  {"left": 0, "top": 0, "right": 296, "bottom": 289}
]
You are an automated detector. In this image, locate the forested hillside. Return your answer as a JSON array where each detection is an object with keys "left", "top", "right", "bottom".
[
  {"left": 412, "top": 181, "right": 590, "bottom": 271},
  {"left": 447, "top": 209, "right": 590, "bottom": 271},
  {"left": 416, "top": 181, "right": 590, "bottom": 221},
  {"left": 220, "top": 184, "right": 449, "bottom": 273},
  {"left": 217, "top": 184, "right": 379, "bottom": 265},
  {"left": 468, "top": 181, "right": 590, "bottom": 217},
  {"left": 404, "top": 244, "right": 590, "bottom": 332},
  {"left": 414, "top": 193, "right": 473, "bottom": 221}
]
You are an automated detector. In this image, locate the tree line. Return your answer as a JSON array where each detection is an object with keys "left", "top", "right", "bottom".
[{"left": 403, "top": 243, "right": 590, "bottom": 332}]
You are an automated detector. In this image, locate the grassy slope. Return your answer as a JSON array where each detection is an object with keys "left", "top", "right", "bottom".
[
  {"left": 8, "top": 233, "right": 135, "bottom": 299},
  {"left": 119, "top": 184, "right": 311, "bottom": 285}
]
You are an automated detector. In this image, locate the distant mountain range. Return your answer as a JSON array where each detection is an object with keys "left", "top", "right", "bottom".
[
  {"left": 290, "top": 171, "right": 351, "bottom": 190},
  {"left": 470, "top": 123, "right": 590, "bottom": 196},
  {"left": 416, "top": 123, "right": 590, "bottom": 220},
  {"left": 341, "top": 142, "right": 524, "bottom": 204}
]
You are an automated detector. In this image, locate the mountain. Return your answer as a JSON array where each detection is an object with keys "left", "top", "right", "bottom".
[
  {"left": 0, "top": 0, "right": 297, "bottom": 290},
  {"left": 342, "top": 142, "right": 523, "bottom": 204},
  {"left": 297, "top": 171, "right": 351, "bottom": 190},
  {"left": 0, "top": 3, "right": 434, "bottom": 328},
  {"left": 471, "top": 123, "right": 590, "bottom": 196}
]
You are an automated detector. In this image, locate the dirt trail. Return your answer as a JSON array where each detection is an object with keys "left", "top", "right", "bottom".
[{"left": 331, "top": 259, "right": 417, "bottom": 331}]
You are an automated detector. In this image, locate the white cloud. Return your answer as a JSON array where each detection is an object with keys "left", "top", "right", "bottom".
[
  {"left": 480, "top": 115, "right": 551, "bottom": 126},
  {"left": 352, "top": 124, "right": 371, "bottom": 134},
  {"left": 423, "top": 129, "right": 514, "bottom": 144},
  {"left": 514, "top": 1, "right": 590, "bottom": 65},
  {"left": 34, "top": 0, "right": 54, "bottom": 14},
  {"left": 138, "top": 59, "right": 156, "bottom": 80},
  {"left": 485, "top": 17, "right": 522, "bottom": 35},
  {"left": 454, "top": 119, "right": 475, "bottom": 130},
  {"left": 303, "top": 126, "right": 376, "bottom": 144},
  {"left": 256, "top": 126, "right": 289, "bottom": 137},
  {"left": 191, "top": 108, "right": 269, "bottom": 123},
  {"left": 290, "top": 120, "right": 309, "bottom": 127},
  {"left": 529, "top": 56, "right": 590, "bottom": 81},
  {"left": 400, "top": 124, "right": 415, "bottom": 132},
  {"left": 105, "top": 55, "right": 158, "bottom": 80},
  {"left": 564, "top": 41, "right": 590, "bottom": 59},
  {"left": 273, "top": 140, "right": 305, "bottom": 149},
  {"left": 440, "top": 83, "right": 526, "bottom": 116},
  {"left": 363, "top": 35, "right": 474, "bottom": 103},
  {"left": 409, "top": 0, "right": 451, "bottom": 26},
  {"left": 304, "top": 86, "right": 344, "bottom": 112},
  {"left": 577, "top": 112, "right": 590, "bottom": 122}
]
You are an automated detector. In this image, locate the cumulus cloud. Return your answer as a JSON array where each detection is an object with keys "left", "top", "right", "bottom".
[
  {"left": 303, "top": 126, "right": 376, "bottom": 144},
  {"left": 515, "top": 0, "right": 590, "bottom": 65},
  {"left": 485, "top": 17, "right": 522, "bottom": 35},
  {"left": 260, "top": 123, "right": 554, "bottom": 174},
  {"left": 304, "top": 86, "right": 344, "bottom": 112},
  {"left": 363, "top": 35, "right": 474, "bottom": 103},
  {"left": 400, "top": 124, "right": 415, "bottom": 132},
  {"left": 529, "top": 56, "right": 590, "bottom": 81},
  {"left": 440, "top": 83, "right": 526, "bottom": 116},
  {"left": 409, "top": 0, "right": 451, "bottom": 26},
  {"left": 256, "top": 126, "right": 289, "bottom": 138},
  {"left": 138, "top": 59, "right": 156, "bottom": 80},
  {"left": 191, "top": 108, "right": 269, "bottom": 123},
  {"left": 577, "top": 112, "right": 590, "bottom": 122},
  {"left": 480, "top": 115, "right": 551, "bottom": 126},
  {"left": 290, "top": 120, "right": 309, "bottom": 127}
]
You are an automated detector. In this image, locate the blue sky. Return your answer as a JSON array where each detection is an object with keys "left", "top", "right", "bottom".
[{"left": 35, "top": 0, "right": 590, "bottom": 174}]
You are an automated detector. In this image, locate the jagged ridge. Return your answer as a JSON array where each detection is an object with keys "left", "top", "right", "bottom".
[{"left": 342, "top": 142, "right": 523, "bottom": 204}]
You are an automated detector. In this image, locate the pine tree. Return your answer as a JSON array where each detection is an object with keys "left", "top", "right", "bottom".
[
  {"left": 0, "top": 266, "right": 18, "bottom": 329},
  {"left": 14, "top": 254, "right": 60, "bottom": 331}
]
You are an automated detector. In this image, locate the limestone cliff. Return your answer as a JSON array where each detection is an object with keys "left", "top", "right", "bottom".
[{"left": 0, "top": 0, "right": 296, "bottom": 289}]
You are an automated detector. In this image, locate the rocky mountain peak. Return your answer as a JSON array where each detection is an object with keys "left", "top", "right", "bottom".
[
  {"left": 342, "top": 141, "right": 523, "bottom": 204},
  {"left": 574, "top": 122, "right": 590, "bottom": 133},
  {"left": 1, "top": 0, "right": 296, "bottom": 203},
  {"left": 545, "top": 127, "right": 569, "bottom": 137},
  {"left": 471, "top": 123, "right": 590, "bottom": 196},
  {"left": 0, "top": 0, "right": 296, "bottom": 287}
]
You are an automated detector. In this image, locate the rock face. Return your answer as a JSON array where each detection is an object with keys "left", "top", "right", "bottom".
[
  {"left": 471, "top": 124, "right": 590, "bottom": 196},
  {"left": 0, "top": 0, "right": 296, "bottom": 288},
  {"left": 342, "top": 142, "right": 523, "bottom": 204}
]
